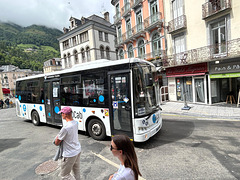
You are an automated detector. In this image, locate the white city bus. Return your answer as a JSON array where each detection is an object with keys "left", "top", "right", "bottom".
[{"left": 15, "top": 58, "right": 162, "bottom": 142}]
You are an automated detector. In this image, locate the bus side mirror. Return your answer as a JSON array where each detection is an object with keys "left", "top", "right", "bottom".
[{"left": 145, "top": 73, "right": 153, "bottom": 86}]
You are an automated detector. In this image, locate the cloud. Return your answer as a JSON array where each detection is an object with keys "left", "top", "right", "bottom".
[{"left": 0, "top": 0, "right": 115, "bottom": 30}]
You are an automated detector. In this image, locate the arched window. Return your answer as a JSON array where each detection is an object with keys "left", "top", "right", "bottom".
[
  {"left": 106, "top": 47, "right": 110, "bottom": 59},
  {"left": 100, "top": 46, "right": 104, "bottom": 59},
  {"left": 81, "top": 48, "right": 85, "bottom": 63},
  {"left": 152, "top": 33, "right": 161, "bottom": 57},
  {"left": 119, "top": 49, "right": 124, "bottom": 59},
  {"left": 86, "top": 46, "right": 90, "bottom": 61},
  {"left": 74, "top": 50, "right": 78, "bottom": 64},
  {"left": 67, "top": 53, "right": 71, "bottom": 67},
  {"left": 128, "top": 44, "right": 134, "bottom": 58},
  {"left": 138, "top": 39, "right": 145, "bottom": 59}
]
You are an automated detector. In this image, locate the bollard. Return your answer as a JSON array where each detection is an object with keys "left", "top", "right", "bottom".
[{"left": 182, "top": 93, "right": 191, "bottom": 110}]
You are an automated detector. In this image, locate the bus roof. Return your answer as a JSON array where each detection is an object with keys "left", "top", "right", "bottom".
[{"left": 16, "top": 58, "right": 155, "bottom": 81}]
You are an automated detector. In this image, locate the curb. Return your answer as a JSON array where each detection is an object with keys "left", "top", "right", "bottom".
[{"left": 162, "top": 113, "right": 240, "bottom": 121}]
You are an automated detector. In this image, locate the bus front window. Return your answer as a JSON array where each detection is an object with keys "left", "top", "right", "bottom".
[{"left": 133, "top": 64, "right": 159, "bottom": 117}]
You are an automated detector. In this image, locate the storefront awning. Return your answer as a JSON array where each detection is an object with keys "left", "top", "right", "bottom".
[
  {"left": 2, "top": 88, "right": 10, "bottom": 94},
  {"left": 167, "top": 73, "right": 205, "bottom": 77},
  {"left": 210, "top": 72, "right": 240, "bottom": 79}
]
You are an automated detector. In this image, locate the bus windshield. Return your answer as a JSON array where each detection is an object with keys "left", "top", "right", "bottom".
[{"left": 133, "top": 63, "right": 159, "bottom": 117}]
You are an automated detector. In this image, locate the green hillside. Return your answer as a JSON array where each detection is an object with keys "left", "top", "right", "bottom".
[{"left": 0, "top": 22, "right": 63, "bottom": 71}]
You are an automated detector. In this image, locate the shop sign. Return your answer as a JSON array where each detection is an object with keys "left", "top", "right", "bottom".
[
  {"left": 166, "top": 63, "right": 207, "bottom": 76},
  {"left": 209, "top": 60, "right": 240, "bottom": 74},
  {"left": 210, "top": 72, "right": 240, "bottom": 79}
]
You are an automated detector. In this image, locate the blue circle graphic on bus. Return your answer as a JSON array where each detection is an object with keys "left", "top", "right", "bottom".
[
  {"left": 48, "top": 112, "right": 51, "bottom": 117},
  {"left": 39, "top": 106, "right": 43, "bottom": 111},
  {"left": 42, "top": 99, "right": 44, "bottom": 103},
  {"left": 16, "top": 95, "right": 17, "bottom": 98},
  {"left": 99, "top": 95, "right": 104, "bottom": 102},
  {"left": 93, "top": 99, "right": 96, "bottom": 103},
  {"left": 23, "top": 104, "right": 26, "bottom": 112},
  {"left": 20, "top": 105, "right": 21, "bottom": 108},
  {"left": 152, "top": 114, "right": 156, "bottom": 123},
  {"left": 22, "top": 113, "right": 24, "bottom": 116},
  {"left": 19, "top": 95, "right": 21, "bottom": 101},
  {"left": 55, "top": 106, "right": 60, "bottom": 114},
  {"left": 34, "top": 105, "right": 36, "bottom": 107},
  {"left": 83, "top": 108, "right": 86, "bottom": 113}
]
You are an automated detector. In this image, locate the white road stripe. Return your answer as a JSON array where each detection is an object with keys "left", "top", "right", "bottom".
[{"left": 92, "top": 152, "right": 146, "bottom": 180}]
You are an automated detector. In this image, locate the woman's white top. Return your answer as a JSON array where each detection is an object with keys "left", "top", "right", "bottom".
[{"left": 112, "top": 164, "right": 135, "bottom": 180}]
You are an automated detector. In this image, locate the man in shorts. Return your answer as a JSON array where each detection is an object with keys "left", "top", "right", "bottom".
[{"left": 55, "top": 107, "right": 81, "bottom": 180}]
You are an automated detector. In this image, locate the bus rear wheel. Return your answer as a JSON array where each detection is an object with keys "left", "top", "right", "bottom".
[
  {"left": 31, "top": 111, "right": 40, "bottom": 126},
  {"left": 88, "top": 119, "right": 106, "bottom": 140}
]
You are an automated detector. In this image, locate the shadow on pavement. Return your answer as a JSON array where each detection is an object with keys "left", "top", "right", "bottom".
[
  {"left": 135, "top": 118, "right": 195, "bottom": 149},
  {"left": 0, "top": 138, "right": 25, "bottom": 153}
]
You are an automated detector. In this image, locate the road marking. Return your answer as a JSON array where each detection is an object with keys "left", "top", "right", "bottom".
[
  {"left": 92, "top": 152, "right": 146, "bottom": 180},
  {"left": 162, "top": 113, "right": 240, "bottom": 121}
]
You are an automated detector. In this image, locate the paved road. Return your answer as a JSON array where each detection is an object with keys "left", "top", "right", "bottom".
[{"left": 0, "top": 108, "right": 240, "bottom": 180}]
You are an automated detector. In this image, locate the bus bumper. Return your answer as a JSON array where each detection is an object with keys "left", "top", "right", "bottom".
[{"left": 134, "top": 122, "right": 162, "bottom": 142}]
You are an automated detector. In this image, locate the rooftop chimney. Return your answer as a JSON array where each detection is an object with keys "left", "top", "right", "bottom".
[{"left": 104, "top": 12, "right": 109, "bottom": 22}]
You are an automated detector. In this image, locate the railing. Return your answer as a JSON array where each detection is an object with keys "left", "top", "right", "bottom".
[
  {"left": 202, "top": 0, "right": 231, "bottom": 19},
  {"left": 162, "top": 38, "right": 240, "bottom": 68},
  {"left": 145, "top": 50, "right": 167, "bottom": 60},
  {"left": 131, "top": 23, "right": 144, "bottom": 37},
  {"left": 160, "top": 86, "right": 169, "bottom": 105},
  {"left": 113, "top": 12, "right": 121, "bottom": 24},
  {"left": 144, "top": 12, "right": 162, "bottom": 30},
  {"left": 130, "top": 0, "right": 143, "bottom": 9},
  {"left": 121, "top": 2, "right": 131, "bottom": 17},
  {"left": 168, "top": 15, "right": 187, "bottom": 34}
]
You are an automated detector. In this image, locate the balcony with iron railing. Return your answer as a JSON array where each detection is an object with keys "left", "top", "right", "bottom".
[
  {"left": 144, "top": 12, "right": 162, "bottom": 31},
  {"left": 122, "top": 29, "right": 133, "bottom": 43},
  {"left": 115, "top": 35, "right": 124, "bottom": 47},
  {"left": 131, "top": 23, "right": 145, "bottom": 39},
  {"left": 167, "top": 15, "right": 187, "bottom": 34},
  {"left": 114, "top": 12, "right": 121, "bottom": 24},
  {"left": 121, "top": 2, "right": 131, "bottom": 17},
  {"left": 130, "top": 0, "right": 143, "bottom": 10},
  {"left": 162, "top": 38, "right": 240, "bottom": 68},
  {"left": 202, "top": 0, "right": 231, "bottom": 19}
]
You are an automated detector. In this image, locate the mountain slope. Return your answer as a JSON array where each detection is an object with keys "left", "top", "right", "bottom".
[{"left": 0, "top": 22, "right": 63, "bottom": 71}]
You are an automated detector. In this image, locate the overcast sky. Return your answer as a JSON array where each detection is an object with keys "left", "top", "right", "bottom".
[{"left": 0, "top": 0, "right": 115, "bottom": 31}]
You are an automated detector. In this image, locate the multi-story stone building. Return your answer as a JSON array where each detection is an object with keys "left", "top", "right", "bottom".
[
  {"left": 43, "top": 58, "right": 62, "bottom": 73},
  {"left": 111, "top": 0, "right": 167, "bottom": 87},
  {"left": 163, "top": 0, "right": 240, "bottom": 105},
  {"left": 58, "top": 12, "right": 117, "bottom": 69},
  {"left": 111, "top": 0, "right": 166, "bottom": 61},
  {"left": 0, "top": 65, "right": 42, "bottom": 96}
]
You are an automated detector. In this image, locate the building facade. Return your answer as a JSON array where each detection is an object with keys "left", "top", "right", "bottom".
[
  {"left": 163, "top": 0, "right": 240, "bottom": 105},
  {"left": 58, "top": 12, "right": 117, "bottom": 69},
  {"left": 43, "top": 58, "right": 62, "bottom": 73},
  {"left": 0, "top": 65, "right": 42, "bottom": 96},
  {"left": 111, "top": 0, "right": 166, "bottom": 65}
]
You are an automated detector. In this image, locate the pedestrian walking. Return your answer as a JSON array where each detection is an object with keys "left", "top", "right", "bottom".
[
  {"left": 0, "top": 99, "right": 4, "bottom": 109},
  {"left": 54, "top": 107, "right": 81, "bottom": 180},
  {"left": 5, "top": 98, "right": 9, "bottom": 108},
  {"left": 109, "top": 134, "right": 142, "bottom": 180}
]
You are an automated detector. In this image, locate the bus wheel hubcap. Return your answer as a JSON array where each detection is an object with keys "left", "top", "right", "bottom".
[{"left": 92, "top": 124, "right": 101, "bottom": 135}]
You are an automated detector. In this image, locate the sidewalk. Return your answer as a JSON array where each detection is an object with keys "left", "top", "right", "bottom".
[{"left": 161, "top": 101, "right": 240, "bottom": 120}]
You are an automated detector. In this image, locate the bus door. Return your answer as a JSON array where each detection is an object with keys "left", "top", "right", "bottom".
[
  {"left": 108, "top": 70, "right": 133, "bottom": 138},
  {"left": 44, "top": 79, "right": 62, "bottom": 125}
]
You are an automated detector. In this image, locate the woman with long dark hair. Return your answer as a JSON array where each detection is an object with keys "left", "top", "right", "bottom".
[{"left": 109, "top": 134, "right": 142, "bottom": 180}]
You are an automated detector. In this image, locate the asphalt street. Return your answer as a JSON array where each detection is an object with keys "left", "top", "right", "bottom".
[{"left": 0, "top": 108, "right": 240, "bottom": 180}]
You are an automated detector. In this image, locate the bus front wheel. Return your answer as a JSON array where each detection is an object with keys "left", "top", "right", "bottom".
[
  {"left": 88, "top": 119, "right": 106, "bottom": 140},
  {"left": 31, "top": 111, "right": 40, "bottom": 126}
]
